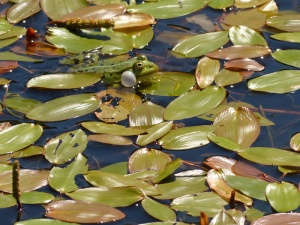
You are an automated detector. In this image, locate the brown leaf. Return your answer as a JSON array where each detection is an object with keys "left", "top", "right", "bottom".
[
  {"left": 224, "top": 58, "right": 265, "bottom": 71},
  {"left": 0, "top": 61, "right": 18, "bottom": 75},
  {"left": 113, "top": 13, "right": 156, "bottom": 29},
  {"left": 251, "top": 213, "right": 300, "bottom": 225}
]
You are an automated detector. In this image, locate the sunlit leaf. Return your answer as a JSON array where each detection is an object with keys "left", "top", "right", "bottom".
[
  {"left": 208, "top": 133, "right": 241, "bottom": 151},
  {"left": 7, "top": 0, "right": 41, "bottom": 23},
  {"left": 213, "top": 107, "right": 260, "bottom": 148},
  {"left": 40, "top": 0, "right": 89, "bottom": 21},
  {"left": 226, "top": 209, "right": 245, "bottom": 225},
  {"left": 88, "top": 134, "right": 133, "bottom": 145},
  {"left": 214, "top": 69, "right": 243, "bottom": 87},
  {"left": 271, "top": 32, "right": 300, "bottom": 43},
  {"left": 0, "top": 193, "right": 16, "bottom": 208},
  {"left": 0, "top": 169, "right": 49, "bottom": 193},
  {"left": 142, "top": 196, "right": 176, "bottom": 222},
  {"left": 96, "top": 104, "right": 130, "bottom": 123},
  {"left": 67, "top": 186, "right": 144, "bottom": 207},
  {"left": 229, "top": 25, "right": 267, "bottom": 46},
  {"left": 224, "top": 58, "right": 265, "bottom": 71},
  {"left": 159, "top": 125, "right": 216, "bottom": 150},
  {"left": 49, "top": 153, "right": 88, "bottom": 193},
  {"left": 129, "top": 101, "right": 165, "bottom": 127},
  {"left": 195, "top": 56, "right": 220, "bottom": 89},
  {"left": 290, "top": 133, "right": 300, "bottom": 151},
  {"left": 128, "top": 26, "right": 154, "bottom": 49},
  {"left": 247, "top": 70, "right": 300, "bottom": 93},
  {"left": 0, "top": 18, "right": 12, "bottom": 35},
  {"left": 209, "top": 210, "right": 237, "bottom": 225},
  {"left": 271, "top": 49, "right": 300, "bottom": 68},
  {"left": 100, "top": 162, "right": 128, "bottom": 175},
  {"left": 267, "top": 14, "right": 300, "bottom": 32},
  {"left": 238, "top": 147, "right": 300, "bottom": 166},
  {"left": 204, "top": 156, "right": 236, "bottom": 171},
  {"left": 128, "top": 148, "right": 172, "bottom": 174},
  {"left": 251, "top": 213, "right": 300, "bottom": 225},
  {"left": 171, "top": 192, "right": 227, "bottom": 217},
  {"left": 0, "top": 51, "right": 41, "bottom": 62},
  {"left": 208, "top": 0, "right": 234, "bottom": 9},
  {"left": 127, "top": 0, "right": 209, "bottom": 19},
  {"left": 234, "top": 0, "right": 270, "bottom": 8},
  {"left": 243, "top": 206, "right": 264, "bottom": 223},
  {"left": 136, "top": 121, "right": 173, "bottom": 146},
  {"left": 164, "top": 86, "right": 226, "bottom": 120},
  {"left": 15, "top": 218, "right": 79, "bottom": 225},
  {"left": 15, "top": 145, "right": 45, "bottom": 158},
  {"left": 266, "top": 182, "right": 300, "bottom": 212},
  {"left": 20, "top": 191, "right": 54, "bottom": 204},
  {"left": 26, "top": 93, "right": 101, "bottom": 122},
  {"left": 155, "top": 177, "right": 208, "bottom": 199},
  {"left": 4, "top": 96, "right": 42, "bottom": 114},
  {"left": 172, "top": 31, "right": 229, "bottom": 58},
  {"left": 113, "top": 13, "right": 156, "bottom": 29},
  {"left": 0, "top": 123, "right": 43, "bottom": 154},
  {"left": 45, "top": 200, "right": 125, "bottom": 223},
  {"left": 27, "top": 73, "right": 102, "bottom": 89},
  {"left": 152, "top": 158, "right": 182, "bottom": 184},
  {"left": 45, "top": 129, "right": 88, "bottom": 165}
]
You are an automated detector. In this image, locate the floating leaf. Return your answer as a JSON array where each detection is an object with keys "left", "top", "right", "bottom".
[
  {"left": 171, "top": 192, "right": 227, "bottom": 217},
  {"left": 251, "top": 213, "right": 300, "bottom": 225},
  {"left": 172, "top": 31, "right": 229, "bottom": 58},
  {"left": 210, "top": 210, "right": 237, "bottom": 225},
  {"left": 266, "top": 182, "right": 300, "bottom": 212},
  {"left": 164, "top": 86, "right": 226, "bottom": 120},
  {"left": 267, "top": 14, "right": 300, "bottom": 32},
  {"left": 45, "top": 129, "right": 88, "bottom": 165},
  {"left": 0, "top": 193, "right": 16, "bottom": 208},
  {"left": 113, "top": 13, "right": 156, "bottom": 29},
  {"left": 0, "top": 61, "right": 18, "bottom": 74},
  {"left": 20, "top": 191, "right": 54, "bottom": 204},
  {"left": 0, "top": 123, "right": 43, "bottom": 155},
  {"left": 238, "top": 147, "right": 300, "bottom": 166},
  {"left": 247, "top": 70, "right": 300, "bottom": 93},
  {"left": 0, "top": 169, "right": 49, "bottom": 193},
  {"left": 129, "top": 101, "right": 165, "bottom": 127},
  {"left": 159, "top": 125, "right": 216, "bottom": 150},
  {"left": 208, "top": 133, "right": 241, "bottom": 151},
  {"left": 136, "top": 121, "right": 173, "bottom": 146},
  {"left": 290, "top": 133, "right": 300, "bottom": 151},
  {"left": 15, "top": 218, "right": 79, "bottom": 225},
  {"left": 142, "top": 196, "right": 176, "bottom": 222},
  {"left": 234, "top": 0, "right": 270, "bottom": 8},
  {"left": 40, "top": 0, "right": 89, "bottom": 21},
  {"left": 96, "top": 104, "right": 130, "bottom": 123},
  {"left": 152, "top": 158, "right": 182, "bottom": 184},
  {"left": 271, "top": 32, "right": 300, "bottom": 43},
  {"left": 27, "top": 73, "right": 102, "bottom": 89},
  {"left": 0, "top": 51, "right": 41, "bottom": 62},
  {"left": 67, "top": 187, "right": 144, "bottom": 207},
  {"left": 4, "top": 96, "right": 42, "bottom": 114},
  {"left": 195, "top": 56, "right": 220, "bottom": 89},
  {"left": 15, "top": 146, "right": 45, "bottom": 158},
  {"left": 49, "top": 153, "right": 88, "bottom": 193},
  {"left": 214, "top": 69, "right": 243, "bottom": 87},
  {"left": 26, "top": 93, "right": 101, "bottom": 122},
  {"left": 243, "top": 206, "right": 264, "bottom": 223},
  {"left": 88, "top": 134, "right": 132, "bottom": 145},
  {"left": 128, "top": 148, "right": 172, "bottom": 174},
  {"left": 127, "top": 0, "right": 209, "bottom": 19},
  {"left": 0, "top": 18, "right": 12, "bottom": 35},
  {"left": 209, "top": 0, "right": 234, "bottom": 9},
  {"left": 271, "top": 49, "right": 300, "bottom": 68},
  {"left": 224, "top": 58, "right": 265, "bottom": 71},
  {"left": 213, "top": 107, "right": 260, "bottom": 148},
  {"left": 7, "top": 0, "right": 41, "bottom": 23},
  {"left": 229, "top": 25, "right": 267, "bottom": 46},
  {"left": 45, "top": 200, "right": 125, "bottom": 223}
]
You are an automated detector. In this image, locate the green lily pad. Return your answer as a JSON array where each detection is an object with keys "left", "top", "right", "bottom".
[
  {"left": 267, "top": 14, "right": 300, "bottom": 32},
  {"left": 195, "top": 56, "right": 220, "bottom": 89},
  {"left": 0, "top": 193, "right": 16, "bottom": 208},
  {"left": 152, "top": 158, "right": 182, "bottom": 184},
  {"left": 88, "top": 134, "right": 133, "bottom": 145},
  {"left": 272, "top": 49, "right": 300, "bottom": 68},
  {"left": 14, "top": 145, "right": 45, "bottom": 158},
  {"left": 234, "top": 0, "right": 270, "bottom": 8},
  {"left": 15, "top": 218, "right": 79, "bottom": 225},
  {"left": 164, "top": 86, "right": 226, "bottom": 120},
  {"left": 26, "top": 93, "right": 101, "bottom": 122},
  {"left": 266, "top": 182, "right": 300, "bottom": 212},
  {"left": 49, "top": 153, "right": 88, "bottom": 193},
  {"left": 0, "top": 123, "right": 43, "bottom": 154},
  {"left": 210, "top": 210, "right": 237, "bottom": 225},
  {"left": 127, "top": 0, "right": 209, "bottom": 19},
  {"left": 208, "top": 133, "right": 241, "bottom": 151},
  {"left": 247, "top": 70, "right": 300, "bottom": 93},
  {"left": 229, "top": 25, "right": 267, "bottom": 46},
  {"left": 0, "top": 51, "right": 41, "bottom": 62},
  {"left": 5, "top": 96, "right": 42, "bottom": 114},
  {"left": 20, "top": 191, "right": 54, "bottom": 204},
  {"left": 214, "top": 69, "right": 243, "bottom": 87},
  {"left": 67, "top": 186, "right": 144, "bottom": 207},
  {"left": 142, "top": 196, "right": 177, "bottom": 222},
  {"left": 172, "top": 31, "right": 229, "bottom": 58},
  {"left": 27, "top": 73, "right": 102, "bottom": 89},
  {"left": 45, "top": 129, "right": 88, "bottom": 165},
  {"left": 243, "top": 206, "right": 264, "bottom": 223},
  {"left": 271, "top": 32, "right": 300, "bottom": 43},
  {"left": 0, "top": 18, "right": 12, "bottom": 35},
  {"left": 7, "top": 0, "right": 41, "bottom": 23},
  {"left": 209, "top": 0, "right": 234, "bottom": 9}
]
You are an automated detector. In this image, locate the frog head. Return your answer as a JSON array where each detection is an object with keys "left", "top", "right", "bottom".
[{"left": 132, "top": 55, "right": 158, "bottom": 77}]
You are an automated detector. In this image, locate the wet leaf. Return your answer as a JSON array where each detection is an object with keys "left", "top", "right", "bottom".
[
  {"left": 290, "top": 133, "right": 300, "bottom": 151},
  {"left": 0, "top": 123, "right": 43, "bottom": 154},
  {"left": 247, "top": 70, "right": 300, "bottom": 93},
  {"left": 40, "top": 0, "right": 89, "bottom": 21},
  {"left": 152, "top": 158, "right": 182, "bottom": 183},
  {"left": 15, "top": 145, "right": 45, "bottom": 158},
  {"left": 172, "top": 31, "right": 229, "bottom": 58},
  {"left": 243, "top": 206, "right": 264, "bottom": 223},
  {"left": 267, "top": 14, "right": 300, "bottom": 32},
  {"left": 204, "top": 156, "right": 236, "bottom": 171},
  {"left": 266, "top": 182, "right": 300, "bottom": 212},
  {"left": 0, "top": 169, "right": 49, "bottom": 193},
  {"left": 127, "top": 0, "right": 209, "bottom": 19},
  {"left": 113, "top": 13, "right": 156, "bottom": 29},
  {"left": 0, "top": 51, "right": 41, "bottom": 62},
  {"left": 26, "top": 93, "right": 101, "bottom": 122},
  {"left": 164, "top": 86, "right": 226, "bottom": 120},
  {"left": 20, "top": 191, "right": 54, "bottom": 204},
  {"left": 0, "top": 193, "right": 16, "bottom": 208},
  {"left": 136, "top": 121, "right": 173, "bottom": 146},
  {"left": 27, "top": 73, "right": 102, "bottom": 89},
  {"left": 100, "top": 162, "right": 128, "bottom": 175},
  {"left": 128, "top": 148, "right": 172, "bottom": 174},
  {"left": 271, "top": 49, "right": 300, "bottom": 68},
  {"left": 0, "top": 61, "right": 18, "bottom": 74},
  {"left": 0, "top": 18, "right": 12, "bottom": 35},
  {"left": 171, "top": 192, "right": 228, "bottom": 217},
  {"left": 7, "top": 0, "right": 41, "bottom": 23},
  {"left": 158, "top": 125, "right": 216, "bottom": 150},
  {"left": 96, "top": 104, "right": 130, "bottom": 123},
  {"left": 229, "top": 25, "right": 267, "bottom": 46},
  {"left": 81, "top": 121, "right": 147, "bottom": 136},
  {"left": 208, "top": 0, "right": 234, "bottom": 9},
  {"left": 208, "top": 133, "right": 241, "bottom": 151},
  {"left": 214, "top": 69, "right": 243, "bottom": 87},
  {"left": 137, "top": 72, "right": 195, "bottom": 96},
  {"left": 226, "top": 209, "right": 245, "bottom": 225},
  {"left": 238, "top": 147, "right": 300, "bottom": 166},
  {"left": 210, "top": 210, "right": 237, "bottom": 225},
  {"left": 129, "top": 101, "right": 165, "bottom": 127},
  {"left": 195, "top": 56, "right": 220, "bottom": 89},
  {"left": 155, "top": 177, "right": 208, "bottom": 199},
  {"left": 45, "top": 129, "right": 88, "bottom": 165},
  {"left": 15, "top": 218, "right": 79, "bottom": 225},
  {"left": 224, "top": 58, "right": 265, "bottom": 71},
  {"left": 49, "top": 153, "right": 88, "bottom": 193},
  {"left": 45, "top": 200, "right": 125, "bottom": 223},
  {"left": 234, "top": 0, "right": 270, "bottom": 8},
  {"left": 67, "top": 186, "right": 144, "bottom": 207},
  {"left": 88, "top": 134, "right": 133, "bottom": 145},
  {"left": 142, "top": 196, "right": 176, "bottom": 222},
  {"left": 251, "top": 213, "right": 300, "bottom": 225},
  {"left": 271, "top": 32, "right": 300, "bottom": 43},
  {"left": 213, "top": 107, "right": 260, "bottom": 148},
  {"left": 4, "top": 96, "right": 42, "bottom": 114}
]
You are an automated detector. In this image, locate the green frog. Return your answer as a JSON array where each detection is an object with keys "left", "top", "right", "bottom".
[{"left": 60, "top": 52, "right": 158, "bottom": 86}]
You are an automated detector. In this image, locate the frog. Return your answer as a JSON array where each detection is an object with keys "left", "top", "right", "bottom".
[{"left": 60, "top": 51, "right": 158, "bottom": 85}]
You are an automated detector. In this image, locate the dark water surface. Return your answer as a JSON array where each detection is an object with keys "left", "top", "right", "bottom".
[{"left": 1, "top": 0, "right": 300, "bottom": 224}]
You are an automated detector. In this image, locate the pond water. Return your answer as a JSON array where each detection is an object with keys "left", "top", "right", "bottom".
[{"left": 1, "top": 0, "right": 300, "bottom": 225}]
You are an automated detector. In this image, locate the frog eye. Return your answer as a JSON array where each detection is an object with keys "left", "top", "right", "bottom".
[{"left": 134, "top": 61, "right": 144, "bottom": 70}]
